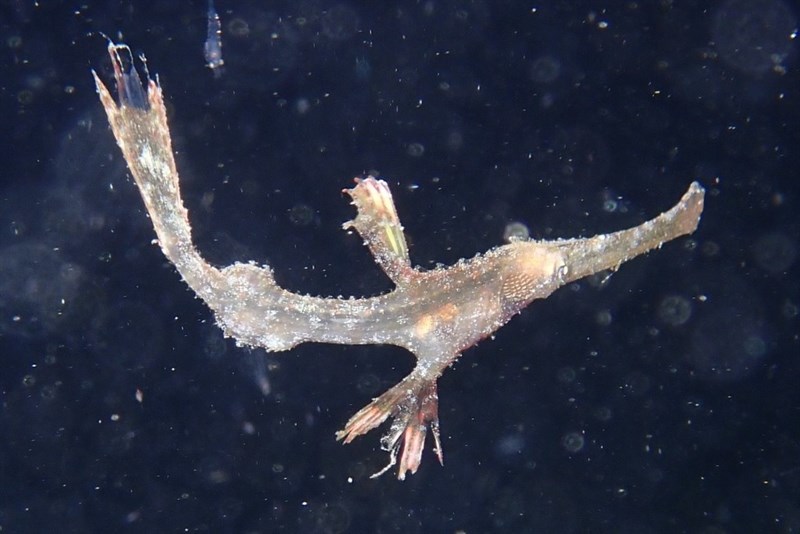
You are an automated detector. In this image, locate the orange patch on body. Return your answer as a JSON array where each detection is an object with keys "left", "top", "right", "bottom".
[{"left": 414, "top": 303, "right": 460, "bottom": 338}]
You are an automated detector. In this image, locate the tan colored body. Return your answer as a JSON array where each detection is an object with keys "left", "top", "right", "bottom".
[{"left": 94, "top": 42, "right": 705, "bottom": 480}]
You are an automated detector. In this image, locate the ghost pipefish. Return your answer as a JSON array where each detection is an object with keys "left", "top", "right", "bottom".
[{"left": 92, "top": 41, "right": 705, "bottom": 480}]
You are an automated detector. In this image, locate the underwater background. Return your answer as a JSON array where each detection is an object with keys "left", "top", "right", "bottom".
[{"left": 1, "top": 1, "right": 798, "bottom": 531}]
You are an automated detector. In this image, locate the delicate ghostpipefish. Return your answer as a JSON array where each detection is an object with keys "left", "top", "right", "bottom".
[{"left": 93, "top": 41, "right": 705, "bottom": 480}]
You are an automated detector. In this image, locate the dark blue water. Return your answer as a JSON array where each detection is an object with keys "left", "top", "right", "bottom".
[{"left": 1, "top": 1, "right": 798, "bottom": 532}]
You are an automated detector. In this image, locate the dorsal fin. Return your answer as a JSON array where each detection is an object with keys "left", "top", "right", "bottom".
[{"left": 343, "top": 176, "right": 414, "bottom": 285}]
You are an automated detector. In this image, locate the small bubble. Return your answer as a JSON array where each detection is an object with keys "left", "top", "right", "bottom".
[
  {"left": 495, "top": 432, "right": 525, "bottom": 457},
  {"left": 354, "top": 56, "right": 371, "bottom": 80},
  {"left": 594, "top": 406, "right": 613, "bottom": 422},
  {"left": 623, "top": 371, "right": 651, "bottom": 396},
  {"left": 743, "top": 335, "right": 767, "bottom": 358},
  {"left": 752, "top": 232, "right": 796, "bottom": 274},
  {"left": 288, "top": 203, "right": 315, "bottom": 227},
  {"left": 445, "top": 130, "right": 463, "bottom": 152},
  {"left": 540, "top": 93, "right": 555, "bottom": 109},
  {"left": 701, "top": 240, "right": 720, "bottom": 257},
  {"left": 406, "top": 142, "right": 425, "bottom": 158},
  {"left": 602, "top": 199, "right": 618, "bottom": 213},
  {"left": 782, "top": 300, "right": 798, "bottom": 319},
  {"left": 22, "top": 374, "right": 36, "bottom": 387},
  {"left": 503, "top": 221, "right": 530, "bottom": 242},
  {"left": 321, "top": 5, "right": 360, "bottom": 41},
  {"left": 557, "top": 366, "right": 577, "bottom": 384},
  {"left": 529, "top": 55, "right": 561, "bottom": 84},
  {"left": 203, "top": 330, "right": 227, "bottom": 361},
  {"left": 712, "top": 0, "right": 797, "bottom": 75},
  {"left": 201, "top": 191, "right": 215, "bottom": 210},
  {"left": 227, "top": 18, "right": 250, "bottom": 37},
  {"left": 595, "top": 309, "right": 612, "bottom": 326},
  {"left": 40, "top": 384, "right": 57, "bottom": 400},
  {"left": 25, "top": 75, "right": 44, "bottom": 91},
  {"left": 658, "top": 295, "right": 693, "bottom": 326},
  {"left": 295, "top": 98, "right": 311, "bottom": 115},
  {"left": 687, "top": 299, "right": 768, "bottom": 382},
  {"left": 207, "top": 469, "right": 229, "bottom": 484},
  {"left": 355, "top": 373, "right": 380, "bottom": 396},
  {"left": 17, "top": 89, "right": 33, "bottom": 105},
  {"left": 562, "top": 431, "right": 585, "bottom": 453}
]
